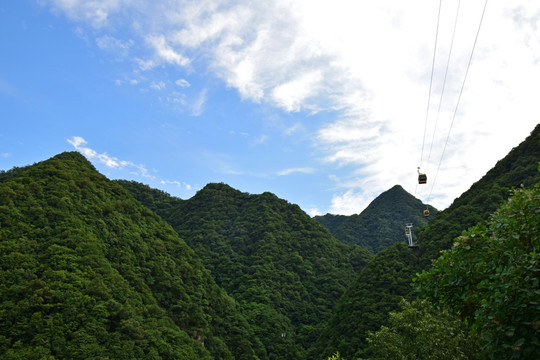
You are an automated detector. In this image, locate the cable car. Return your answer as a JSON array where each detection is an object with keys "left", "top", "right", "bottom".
[
  {"left": 418, "top": 173, "right": 427, "bottom": 184},
  {"left": 423, "top": 209, "right": 430, "bottom": 217}
]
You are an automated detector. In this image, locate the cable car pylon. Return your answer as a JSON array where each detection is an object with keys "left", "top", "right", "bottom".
[{"left": 404, "top": 223, "right": 417, "bottom": 248}]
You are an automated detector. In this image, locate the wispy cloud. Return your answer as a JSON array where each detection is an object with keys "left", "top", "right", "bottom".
[
  {"left": 45, "top": 0, "right": 124, "bottom": 28},
  {"left": 191, "top": 88, "right": 207, "bottom": 116},
  {"left": 175, "top": 78, "right": 190, "bottom": 88},
  {"left": 276, "top": 167, "right": 314, "bottom": 176},
  {"left": 150, "top": 81, "right": 166, "bottom": 90},
  {"left": 96, "top": 35, "right": 133, "bottom": 56},
  {"left": 145, "top": 34, "right": 190, "bottom": 68},
  {"left": 160, "top": 179, "right": 193, "bottom": 191},
  {"left": 48, "top": 1, "right": 540, "bottom": 214},
  {"left": 67, "top": 136, "right": 153, "bottom": 179}
]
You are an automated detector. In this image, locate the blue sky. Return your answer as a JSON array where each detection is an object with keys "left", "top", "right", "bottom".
[{"left": 1, "top": 0, "right": 539, "bottom": 215}]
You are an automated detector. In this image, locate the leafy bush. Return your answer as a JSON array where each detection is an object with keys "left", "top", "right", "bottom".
[
  {"left": 415, "top": 183, "right": 540, "bottom": 359},
  {"left": 365, "top": 299, "right": 478, "bottom": 360}
]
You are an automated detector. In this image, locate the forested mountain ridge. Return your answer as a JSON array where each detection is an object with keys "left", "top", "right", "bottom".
[
  {"left": 416, "top": 123, "right": 540, "bottom": 265},
  {"left": 312, "top": 124, "right": 540, "bottom": 359},
  {"left": 119, "top": 180, "right": 373, "bottom": 359},
  {"left": 0, "top": 152, "right": 261, "bottom": 359},
  {"left": 2, "top": 124, "right": 537, "bottom": 360},
  {"left": 314, "top": 185, "right": 437, "bottom": 253}
]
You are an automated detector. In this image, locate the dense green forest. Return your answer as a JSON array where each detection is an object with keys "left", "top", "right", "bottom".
[
  {"left": 316, "top": 124, "right": 540, "bottom": 359},
  {"left": 0, "top": 152, "right": 261, "bottom": 359},
  {"left": 310, "top": 243, "right": 419, "bottom": 359},
  {"left": 314, "top": 185, "right": 437, "bottom": 253},
  {"left": 1, "top": 125, "right": 538, "bottom": 359},
  {"left": 119, "top": 181, "right": 373, "bottom": 359},
  {"left": 413, "top": 182, "right": 540, "bottom": 359}
]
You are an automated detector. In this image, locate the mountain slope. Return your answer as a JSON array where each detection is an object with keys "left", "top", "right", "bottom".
[
  {"left": 119, "top": 181, "right": 373, "bottom": 359},
  {"left": 417, "top": 123, "right": 540, "bottom": 265},
  {"left": 315, "top": 185, "right": 437, "bottom": 253},
  {"left": 0, "top": 152, "right": 260, "bottom": 359},
  {"left": 309, "top": 124, "right": 540, "bottom": 359},
  {"left": 308, "top": 243, "right": 419, "bottom": 360}
]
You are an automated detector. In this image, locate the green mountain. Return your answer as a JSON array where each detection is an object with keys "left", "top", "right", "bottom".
[
  {"left": 417, "top": 123, "right": 540, "bottom": 265},
  {"left": 0, "top": 152, "right": 260, "bottom": 359},
  {"left": 314, "top": 185, "right": 437, "bottom": 253},
  {"left": 311, "top": 124, "right": 540, "bottom": 359},
  {"left": 119, "top": 181, "right": 373, "bottom": 359}
]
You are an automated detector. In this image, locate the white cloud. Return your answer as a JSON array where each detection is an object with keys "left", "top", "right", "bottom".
[
  {"left": 276, "top": 167, "right": 314, "bottom": 176},
  {"left": 252, "top": 134, "right": 268, "bottom": 145},
  {"left": 283, "top": 123, "right": 303, "bottom": 136},
  {"left": 159, "top": 179, "right": 193, "bottom": 191},
  {"left": 150, "top": 81, "right": 166, "bottom": 90},
  {"left": 67, "top": 136, "right": 153, "bottom": 178},
  {"left": 96, "top": 35, "right": 133, "bottom": 56},
  {"left": 160, "top": 179, "right": 181, "bottom": 187},
  {"left": 271, "top": 71, "right": 323, "bottom": 112},
  {"left": 43, "top": 0, "right": 125, "bottom": 28},
  {"left": 136, "top": 58, "right": 156, "bottom": 71},
  {"left": 191, "top": 88, "right": 207, "bottom": 116},
  {"left": 307, "top": 207, "right": 322, "bottom": 217},
  {"left": 50, "top": 1, "right": 540, "bottom": 213},
  {"left": 175, "top": 78, "right": 190, "bottom": 88},
  {"left": 328, "top": 189, "right": 376, "bottom": 216},
  {"left": 146, "top": 34, "right": 190, "bottom": 67}
]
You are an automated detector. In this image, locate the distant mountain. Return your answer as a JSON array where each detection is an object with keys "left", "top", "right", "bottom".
[
  {"left": 314, "top": 185, "right": 437, "bottom": 253},
  {"left": 309, "top": 124, "right": 540, "bottom": 359},
  {"left": 0, "top": 152, "right": 260, "bottom": 359},
  {"left": 417, "top": 123, "right": 540, "bottom": 265},
  {"left": 119, "top": 181, "right": 373, "bottom": 359}
]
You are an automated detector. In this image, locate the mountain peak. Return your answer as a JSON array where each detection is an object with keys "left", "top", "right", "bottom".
[
  {"left": 315, "top": 184, "right": 436, "bottom": 253},
  {"left": 51, "top": 151, "right": 88, "bottom": 162}
]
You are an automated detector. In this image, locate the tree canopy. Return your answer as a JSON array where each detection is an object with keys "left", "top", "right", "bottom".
[
  {"left": 0, "top": 152, "right": 260, "bottom": 359},
  {"left": 119, "top": 180, "right": 373, "bottom": 359},
  {"left": 415, "top": 182, "right": 540, "bottom": 359}
]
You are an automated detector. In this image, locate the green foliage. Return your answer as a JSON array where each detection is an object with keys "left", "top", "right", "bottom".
[
  {"left": 119, "top": 180, "right": 373, "bottom": 359},
  {"left": 312, "top": 214, "right": 348, "bottom": 235},
  {"left": 364, "top": 299, "right": 478, "bottom": 360},
  {"left": 0, "top": 152, "right": 259, "bottom": 359},
  {"left": 326, "top": 352, "right": 343, "bottom": 360},
  {"left": 316, "top": 185, "right": 437, "bottom": 253},
  {"left": 309, "top": 243, "right": 419, "bottom": 360},
  {"left": 415, "top": 183, "right": 540, "bottom": 359}
]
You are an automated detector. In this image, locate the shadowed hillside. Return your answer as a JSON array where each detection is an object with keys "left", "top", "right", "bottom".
[{"left": 308, "top": 243, "right": 419, "bottom": 360}]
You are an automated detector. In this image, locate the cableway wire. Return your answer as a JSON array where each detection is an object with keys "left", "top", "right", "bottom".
[
  {"left": 416, "top": 0, "right": 443, "bottom": 197},
  {"left": 425, "top": 0, "right": 462, "bottom": 173},
  {"left": 427, "top": 0, "right": 489, "bottom": 203}
]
